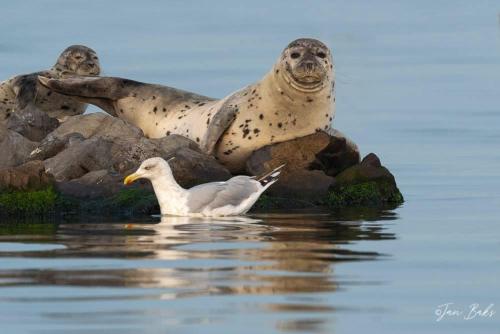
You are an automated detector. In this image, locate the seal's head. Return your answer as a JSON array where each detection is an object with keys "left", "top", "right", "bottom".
[
  {"left": 53, "top": 45, "right": 101, "bottom": 76},
  {"left": 276, "top": 38, "right": 333, "bottom": 93}
]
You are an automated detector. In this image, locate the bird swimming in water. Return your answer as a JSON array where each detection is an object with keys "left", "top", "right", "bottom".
[{"left": 123, "top": 157, "right": 284, "bottom": 217}]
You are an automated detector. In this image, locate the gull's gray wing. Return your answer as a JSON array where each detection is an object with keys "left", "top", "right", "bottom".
[{"left": 187, "top": 176, "right": 261, "bottom": 212}]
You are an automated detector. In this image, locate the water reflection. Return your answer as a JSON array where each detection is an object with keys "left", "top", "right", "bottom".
[{"left": 0, "top": 211, "right": 396, "bottom": 300}]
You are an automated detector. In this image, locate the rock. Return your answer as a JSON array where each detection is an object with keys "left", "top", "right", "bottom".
[
  {"left": 246, "top": 130, "right": 359, "bottom": 177},
  {"left": 6, "top": 105, "right": 59, "bottom": 142},
  {"left": 314, "top": 129, "right": 361, "bottom": 177},
  {"left": 45, "top": 112, "right": 143, "bottom": 141},
  {"left": 245, "top": 130, "right": 359, "bottom": 200},
  {"left": 361, "top": 152, "right": 381, "bottom": 168},
  {"left": 265, "top": 169, "right": 336, "bottom": 200},
  {"left": 334, "top": 153, "right": 395, "bottom": 186},
  {"left": 246, "top": 132, "right": 331, "bottom": 174},
  {"left": 44, "top": 137, "right": 114, "bottom": 182},
  {"left": 170, "top": 147, "right": 232, "bottom": 188},
  {"left": 56, "top": 169, "right": 125, "bottom": 198},
  {"left": 154, "top": 134, "right": 201, "bottom": 153},
  {"left": 0, "top": 125, "right": 38, "bottom": 168},
  {"left": 109, "top": 135, "right": 198, "bottom": 175},
  {"left": 0, "top": 160, "right": 54, "bottom": 191},
  {"left": 29, "top": 132, "right": 85, "bottom": 161},
  {"left": 327, "top": 153, "right": 403, "bottom": 207}
]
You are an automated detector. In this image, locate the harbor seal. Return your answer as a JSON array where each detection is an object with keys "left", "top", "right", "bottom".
[
  {"left": 38, "top": 38, "right": 334, "bottom": 172},
  {"left": 0, "top": 45, "right": 100, "bottom": 124}
]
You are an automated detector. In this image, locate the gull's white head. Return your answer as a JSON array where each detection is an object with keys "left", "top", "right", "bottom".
[{"left": 123, "top": 157, "right": 174, "bottom": 185}]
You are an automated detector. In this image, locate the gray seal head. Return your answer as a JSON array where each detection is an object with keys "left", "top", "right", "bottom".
[
  {"left": 52, "top": 45, "right": 101, "bottom": 76},
  {"left": 277, "top": 38, "right": 333, "bottom": 93}
]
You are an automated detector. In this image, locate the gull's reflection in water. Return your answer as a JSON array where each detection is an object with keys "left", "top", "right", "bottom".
[{"left": 0, "top": 210, "right": 396, "bottom": 299}]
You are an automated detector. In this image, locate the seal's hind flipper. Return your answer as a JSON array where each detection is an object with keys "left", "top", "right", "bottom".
[
  {"left": 37, "top": 75, "right": 139, "bottom": 116},
  {"left": 38, "top": 75, "right": 123, "bottom": 99}
]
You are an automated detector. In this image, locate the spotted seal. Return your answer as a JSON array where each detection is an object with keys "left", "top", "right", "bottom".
[
  {"left": 38, "top": 38, "right": 334, "bottom": 172},
  {"left": 0, "top": 45, "right": 100, "bottom": 124}
]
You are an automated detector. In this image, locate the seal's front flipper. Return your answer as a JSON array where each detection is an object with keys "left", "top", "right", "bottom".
[
  {"left": 201, "top": 91, "right": 244, "bottom": 154},
  {"left": 12, "top": 74, "right": 40, "bottom": 110},
  {"left": 37, "top": 75, "right": 138, "bottom": 116}
]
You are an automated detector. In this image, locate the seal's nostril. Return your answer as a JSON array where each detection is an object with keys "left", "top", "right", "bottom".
[{"left": 305, "top": 62, "right": 314, "bottom": 71}]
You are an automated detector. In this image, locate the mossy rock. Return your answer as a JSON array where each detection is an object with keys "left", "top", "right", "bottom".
[
  {"left": 75, "top": 187, "right": 159, "bottom": 216},
  {"left": 0, "top": 186, "right": 160, "bottom": 219},
  {"left": 0, "top": 187, "right": 58, "bottom": 216},
  {"left": 252, "top": 194, "right": 318, "bottom": 211},
  {"left": 0, "top": 222, "right": 58, "bottom": 235},
  {"left": 324, "top": 158, "right": 404, "bottom": 209},
  {"left": 102, "top": 188, "right": 159, "bottom": 215},
  {"left": 325, "top": 180, "right": 403, "bottom": 208}
]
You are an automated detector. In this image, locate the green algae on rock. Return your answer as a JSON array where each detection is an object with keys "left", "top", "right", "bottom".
[
  {"left": 326, "top": 181, "right": 403, "bottom": 208},
  {"left": 0, "top": 187, "right": 58, "bottom": 216},
  {"left": 325, "top": 153, "right": 404, "bottom": 208}
]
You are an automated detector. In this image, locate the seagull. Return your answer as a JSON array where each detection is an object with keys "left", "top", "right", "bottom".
[{"left": 123, "top": 157, "right": 284, "bottom": 217}]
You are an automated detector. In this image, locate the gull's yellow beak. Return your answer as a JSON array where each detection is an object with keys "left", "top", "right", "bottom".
[{"left": 123, "top": 173, "right": 140, "bottom": 185}]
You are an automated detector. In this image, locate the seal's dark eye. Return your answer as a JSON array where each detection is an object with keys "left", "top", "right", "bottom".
[
  {"left": 74, "top": 55, "right": 83, "bottom": 60},
  {"left": 316, "top": 51, "right": 326, "bottom": 59},
  {"left": 290, "top": 52, "right": 301, "bottom": 59}
]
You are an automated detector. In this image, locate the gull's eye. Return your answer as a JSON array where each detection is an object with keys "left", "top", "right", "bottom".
[
  {"left": 290, "top": 52, "right": 301, "bottom": 59},
  {"left": 144, "top": 165, "right": 154, "bottom": 171},
  {"left": 316, "top": 51, "right": 326, "bottom": 59}
]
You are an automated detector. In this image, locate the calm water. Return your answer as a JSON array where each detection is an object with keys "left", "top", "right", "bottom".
[{"left": 1, "top": 1, "right": 500, "bottom": 333}]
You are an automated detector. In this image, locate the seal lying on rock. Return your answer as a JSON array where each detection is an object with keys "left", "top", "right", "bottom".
[
  {"left": 0, "top": 45, "right": 100, "bottom": 124},
  {"left": 38, "top": 38, "right": 335, "bottom": 172}
]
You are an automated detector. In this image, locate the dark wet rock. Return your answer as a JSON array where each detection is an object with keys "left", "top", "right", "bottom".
[
  {"left": 335, "top": 153, "right": 396, "bottom": 186},
  {"left": 266, "top": 169, "right": 336, "bottom": 200},
  {"left": 56, "top": 169, "right": 125, "bottom": 198},
  {"left": 0, "top": 125, "right": 38, "bottom": 168},
  {"left": 326, "top": 153, "right": 403, "bottom": 208},
  {"left": 246, "top": 130, "right": 359, "bottom": 177},
  {"left": 246, "top": 132, "right": 332, "bottom": 175},
  {"left": 0, "top": 160, "right": 54, "bottom": 191},
  {"left": 6, "top": 105, "right": 59, "bottom": 142},
  {"left": 246, "top": 130, "right": 359, "bottom": 200},
  {"left": 361, "top": 152, "right": 381, "bottom": 168},
  {"left": 314, "top": 129, "right": 361, "bottom": 177}
]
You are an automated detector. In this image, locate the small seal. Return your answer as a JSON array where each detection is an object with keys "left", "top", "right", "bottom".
[
  {"left": 39, "top": 38, "right": 334, "bottom": 172},
  {"left": 0, "top": 45, "right": 100, "bottom": 124}
]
